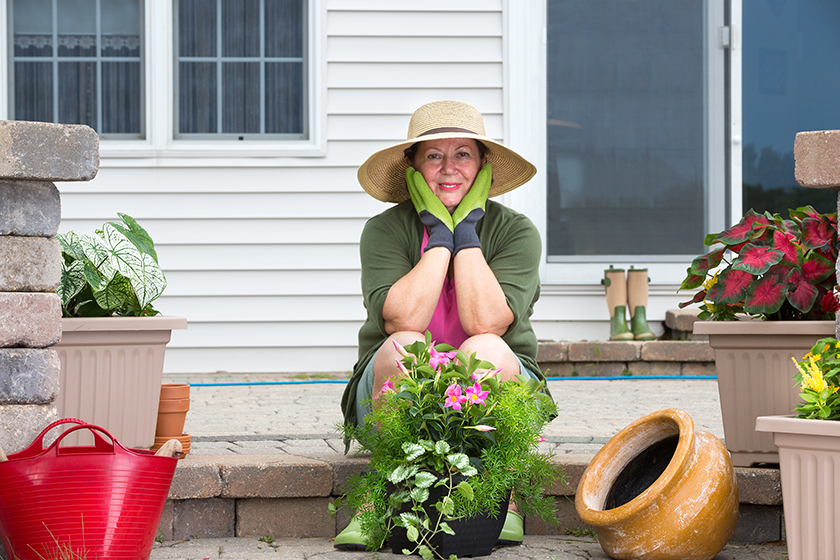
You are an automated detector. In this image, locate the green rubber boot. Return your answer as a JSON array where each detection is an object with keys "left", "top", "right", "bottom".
[
  {"left": 630, "top": 305, "right": 655, "bottom": 340},
  {"left": 603, "top": 267, "right": 633, "bottom": 341},
  {"left": 609, "top": 305, "right": 634, "bottom": 341},
  {"left": 627, "top": 267, "right": 655, "bottom": 341},
  {"left": 334, "top": 515, "right": 367, "bottom": 550},
  {"left": 497, "top": 510, "right": 524, "bottom": 546}
]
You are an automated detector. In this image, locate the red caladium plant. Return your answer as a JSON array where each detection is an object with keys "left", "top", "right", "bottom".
[{"left": 680, "top": 206, "right": 839, "bottom": 321}]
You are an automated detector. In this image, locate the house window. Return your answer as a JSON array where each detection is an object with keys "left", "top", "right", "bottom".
[
  {"left": 741, "top": 0, "right": 840, "bottom": 215},
  {"left": 10, "top": 0, "right": 144, "bottom": 138},
  {"left": 175, "top": 0, "right": 307, "bottom": 139},
  {"left": 546, "top": 0, "right": 712, "bottom": 260}
]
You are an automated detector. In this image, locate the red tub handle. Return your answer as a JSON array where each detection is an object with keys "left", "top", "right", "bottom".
[
  {"left": 10, "top": 419, "right": 111, "bottom": 459},
  {"left": 51, "top": 424, "right": 118, "bottom": 455}
]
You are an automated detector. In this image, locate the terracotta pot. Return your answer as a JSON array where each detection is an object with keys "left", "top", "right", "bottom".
[
  {"left": 694, "top": 320, "right": 835, "bottom": 466},
  {"left": 756, "top": 415, "right": 840, "bottom": 560},
  {"left": 576, "top": 408, "right": 739, "bottom": 560},
  {"left": 155, "top": 384, "right": 191, "bottom": 438},
  {"left": 159, "top": 383, "right": 190, "bottom": 400}
]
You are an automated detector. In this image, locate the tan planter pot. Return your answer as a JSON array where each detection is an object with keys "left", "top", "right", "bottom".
[
  {"left": 53, "top": 316, "right": 187, "bottom": 449},
  {"left": 756, "top": 415, "right": 840, "bottom": 560},
  {"left": 576, "top": 409, "right": 739, "bottom": 560},
  {"left": 694, "top": 320, "right": 835, "bottom": 466}
]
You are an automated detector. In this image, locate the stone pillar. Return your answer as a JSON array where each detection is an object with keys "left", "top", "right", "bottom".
[
  {"left": 794, "top": 130, "right": 840, "bottom": 339},
  {"left": 0, "top": 121, "right": 98, "bottom": 455}
]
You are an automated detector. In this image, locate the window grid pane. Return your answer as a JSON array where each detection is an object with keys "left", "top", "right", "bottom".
[
  {"left": 11, "top": 0, "right": 143, "bottom": 138},
  {"left": 176, "top": 0, "right": 306, "bottom": 138}
]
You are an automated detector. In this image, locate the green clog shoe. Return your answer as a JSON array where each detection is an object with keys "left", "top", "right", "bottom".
[
  {"left": 334, "top": 515, "right": 367, "bottom": 550},
  {"left": 497, "top": 510, "right": 524, "bottom": 546}
]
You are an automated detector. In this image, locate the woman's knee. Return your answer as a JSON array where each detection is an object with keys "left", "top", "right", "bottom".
[
  {"left": 459, "top": 334, "right": 520, "bottom": 381},
  {"left": 373, "top": 331, "right": 425, "bottom": 389}
]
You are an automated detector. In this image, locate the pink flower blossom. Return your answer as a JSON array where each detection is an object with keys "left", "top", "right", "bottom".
[
  {"left": 393, "top": 339, "right": 410, "bottom": 357},
  {"left": 472, "top": 368, "right": 502, "bottom": 382},
  {"left": 430, "top": 347, "right": 457, "bottom": 369},
  {"left": 464, "top": 381, "right": 489, "bottom": 406},
  {"left": 374, "top": 379, "right": 396, "bottom": 400},
  {"left": 469, "top": 425, "right": 496, "bottom": 432},
  {"left": 444, "top": 383, "right": 468, "bottom": 410},
  {"left": 536, "top": 436, "right": 546, "bottom": 443},
  {"left": 395, "top": 358, "right": 409, "bottom": 375}
]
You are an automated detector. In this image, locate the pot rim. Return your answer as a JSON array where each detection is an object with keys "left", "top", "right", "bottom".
[{"left": 576, "top": 408, "right": 695, "bottom": 525}]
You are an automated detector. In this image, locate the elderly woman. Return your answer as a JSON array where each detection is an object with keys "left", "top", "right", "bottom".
[{"left": 337, "top": 100, "right": 550, "bottom": 549}]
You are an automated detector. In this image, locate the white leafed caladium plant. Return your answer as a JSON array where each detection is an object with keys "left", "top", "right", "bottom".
[{"left": 56, "top": 213, "right": 167, "bottom": 317}]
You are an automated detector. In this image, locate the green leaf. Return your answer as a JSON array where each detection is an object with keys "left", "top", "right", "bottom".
[
  {"left": 446, "top": 453, "right": 470, "bottom": 471},
  {"left": 414, "top": 471, "right": 437, "bottom": 489},
  {"left": 400, "top": 512, "right": 422, "bottom": 528},
  {"left": 410, "top": 486, "right": 430, "bottom": 502},
  {"left": 440, "top": 522, "right": 455, "bottom": 536},
  {"left": 92, "top": 273, "right": 133, "bottom": 311},
  {"left": 56, "top": 231, "right": 86, "bottom": 261},
  {"left": 418, "top": 545, "right": 433, "bottom": 560},
  {"left": 100, "top": 223, "right": 167, "bottom": 309},
  {"left": 440, "top": 495, "right": 455, "bottom": 516},
  {"left": 455, "top": 480, "right": 474, "bottom": 501},
  {"left": 460, "top": 465, "right": 478, "bottom": 477},
  {"left": 406, "top": 525, "right": 419, "bottom": 543},
  {"left": 389, "top": 465, "right": 414, "bottom": 484},
  {"left": 434, "top": 440, "right": 451, "bottom": 455},
  {"left": 113, "top": 213, "right": 159, "bottom": 262},
  {"left": 402, "top": 442, "right": 426, "bottom": 462},
  {"left": 79, "top": 234, "right": 118, "bottom": 281},
  {"left": 56, "top": 260, "right": 86, "bottom": 306}
]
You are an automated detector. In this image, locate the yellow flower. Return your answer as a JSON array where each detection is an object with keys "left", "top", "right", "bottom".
[
  {"left": 703, "top": 273, "right": 718, "bottom": 290},
  {"left": 796, "top": 355, "right": 829, "bottom": 393}
]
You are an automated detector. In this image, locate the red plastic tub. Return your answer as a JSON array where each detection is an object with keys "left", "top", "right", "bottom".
[{"left": 0, "top": 419, "right": 177, "bottom": 560}]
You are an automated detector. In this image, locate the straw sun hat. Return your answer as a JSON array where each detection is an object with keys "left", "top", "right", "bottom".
[{"left": 357, "top": 100, "right": 537, "bottom": 203}]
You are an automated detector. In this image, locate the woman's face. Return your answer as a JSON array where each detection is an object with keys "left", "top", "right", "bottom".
[{"left": 409, "top": 138, "right": 483, "bottom": 214}]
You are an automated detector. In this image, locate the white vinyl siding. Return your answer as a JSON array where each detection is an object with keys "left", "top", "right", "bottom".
[{"left": 53, "top": 0, "right": 509, "bottom": 373}]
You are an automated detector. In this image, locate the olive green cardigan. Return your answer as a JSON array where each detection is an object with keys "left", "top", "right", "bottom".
[{"left": 340, "top": 199, "right": 546, "bottom": 427}]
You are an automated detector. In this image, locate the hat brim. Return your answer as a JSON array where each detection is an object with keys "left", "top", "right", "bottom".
[{"left": 357, "top": 132, "right": 537, "bottom": 203}]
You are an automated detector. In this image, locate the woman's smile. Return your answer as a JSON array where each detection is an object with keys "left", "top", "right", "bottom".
[{"left": 409, "top": 138, "right": 483, "bottom": 213}]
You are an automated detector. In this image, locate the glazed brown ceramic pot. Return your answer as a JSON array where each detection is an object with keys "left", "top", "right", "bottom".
[{"left": 575, "top": 408, "right": 739, "bottom": 560}]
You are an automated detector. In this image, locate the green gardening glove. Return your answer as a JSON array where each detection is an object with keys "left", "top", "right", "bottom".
[
  {"left": 452, "top": 164, "right": 491, "bottom": 255},
  {"left": 406, "top": 167, "right": 455, "bottom": 253}
]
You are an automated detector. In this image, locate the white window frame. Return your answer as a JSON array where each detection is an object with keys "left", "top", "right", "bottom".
[
  {"left": 0, "top": 0, "right": 326, "bottom": 160},
  {"left": 504, "top": 0, "right": 739, "bottom": 288}
]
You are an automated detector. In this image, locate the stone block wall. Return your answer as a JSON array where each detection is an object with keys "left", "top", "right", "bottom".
[{"left": 0, "top": 121, "right": 98, "bottom": 455}]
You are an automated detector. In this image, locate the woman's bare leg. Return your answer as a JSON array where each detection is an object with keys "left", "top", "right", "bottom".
[{"left": 372, "top": 331, "right": 425, "bottom": 395}]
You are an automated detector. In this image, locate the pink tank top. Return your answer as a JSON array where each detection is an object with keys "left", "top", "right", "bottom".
[{"left": 422, "top": 229, "right": 469, "bottom": 348}]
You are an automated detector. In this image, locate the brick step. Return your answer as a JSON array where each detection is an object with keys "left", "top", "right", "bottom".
[
  {"left": 158, "top": 453, "right": 781, "bottom": 544},
  {"left": 536, "top": 339, "right": 715, "bottom": 377}
]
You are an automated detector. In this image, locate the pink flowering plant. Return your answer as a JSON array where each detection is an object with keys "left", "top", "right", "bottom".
[{"left": 335, "top": 332, "right": 559, "bottom": 559}]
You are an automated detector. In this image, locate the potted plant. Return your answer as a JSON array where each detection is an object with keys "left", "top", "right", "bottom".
[
  {"left": 756, "top": 338, "right": 840, "bottom": 560},
  {"left": 52, "top": 213, "right": 187, "bottom": 449},
  {"left": 334, "top": 333, "right": 560, "bottom": 560},
  {"left": 679, "top": 206, "right": 838, "bottom": 466}
]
